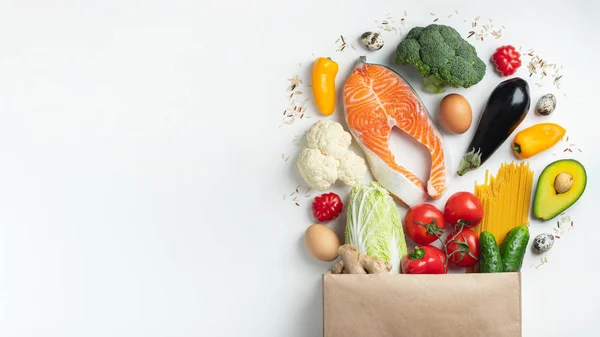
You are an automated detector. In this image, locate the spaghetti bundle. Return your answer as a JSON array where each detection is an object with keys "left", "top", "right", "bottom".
[{"left": 474, "top": 162, "right": 534, "bottom": 244}]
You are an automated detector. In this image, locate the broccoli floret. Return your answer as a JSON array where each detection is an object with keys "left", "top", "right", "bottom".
[{"left": 395, "top": 24, "right": 486, "bottom": 93}]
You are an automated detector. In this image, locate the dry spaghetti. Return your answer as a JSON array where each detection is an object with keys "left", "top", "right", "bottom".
[{"left": 473, "top": 162, "right": 534, "bottom": 244}]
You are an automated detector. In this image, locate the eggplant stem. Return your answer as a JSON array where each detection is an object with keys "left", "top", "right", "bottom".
[{"left": 457, "top": 148, "right": 482, "bottom": 176}]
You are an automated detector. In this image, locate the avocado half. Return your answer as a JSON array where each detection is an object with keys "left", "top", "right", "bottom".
[{"left": 533, "top": 159, "right": 587, "bottom": 221}]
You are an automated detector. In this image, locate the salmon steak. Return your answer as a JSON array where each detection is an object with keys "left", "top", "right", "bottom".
[{"left": 343, "top": 57, "right": 449, "bottom": 206}]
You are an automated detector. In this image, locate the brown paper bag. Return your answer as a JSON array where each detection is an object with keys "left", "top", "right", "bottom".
[{"left": 323, "top": 273, "right": 521, "bottom": 337}]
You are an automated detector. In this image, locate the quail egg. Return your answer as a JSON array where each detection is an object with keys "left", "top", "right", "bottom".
[
  {"left": 532, "top": 233, "right": 555, "bottom": 253},
  {"left": 535, "top": 94, "right": 556, "bottom": 116},
  {"left": 360, "top": 32, "right": 384, "bottom": 51}
]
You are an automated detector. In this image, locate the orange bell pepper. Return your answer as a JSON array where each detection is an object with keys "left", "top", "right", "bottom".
[
  {"left": 512, "top": 123, "right": 566, "bottom": 159},
  {"left": 312, "top": 57, "right": 338, "bottom": 116}
]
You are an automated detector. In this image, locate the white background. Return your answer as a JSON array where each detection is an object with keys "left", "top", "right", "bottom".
[{"left": 0, "top": 0, "right": 598, "bottom": 336}]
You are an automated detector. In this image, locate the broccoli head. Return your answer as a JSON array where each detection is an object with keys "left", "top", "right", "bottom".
[{"left": 395, "top": 24, "right": 486, "bottom": 93}]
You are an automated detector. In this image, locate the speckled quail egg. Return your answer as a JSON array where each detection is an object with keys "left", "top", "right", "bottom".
[
  {"left": 532, "top": 233, "right": 555, "bottom": 253},
  {"left": 360, "top": 32, "right": 384, "bottom": 51},
  {"left": 535, "top": 94, "right": 556, "bottom": 116}
]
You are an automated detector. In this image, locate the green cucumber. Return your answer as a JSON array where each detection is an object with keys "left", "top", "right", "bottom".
[
  {"left": 479, "top": 231, "right": 503, "bottom": 273},
  {"left": 500, "top": 225, "right": 530, "bottom": 272}
]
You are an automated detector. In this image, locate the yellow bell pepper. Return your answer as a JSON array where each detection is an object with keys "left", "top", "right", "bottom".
[
  {"left": 512, "top": 123, "right": 566, "bottom": 159},
  {"left": 312, "top": 57, "right": 338, "bottom": 116}
]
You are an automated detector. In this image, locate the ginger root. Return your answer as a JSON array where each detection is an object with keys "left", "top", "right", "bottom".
[{"left": 328, "top": 244, "right": 391, "bottom": 274}]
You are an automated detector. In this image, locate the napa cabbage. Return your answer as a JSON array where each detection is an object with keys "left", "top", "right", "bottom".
[{"left": 345, "top": 182, "right": 408, "bottom": 273}]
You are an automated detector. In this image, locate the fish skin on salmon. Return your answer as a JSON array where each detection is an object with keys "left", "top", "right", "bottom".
[{"left": 343, "top": 57, "right": 449, "bottom": 206}]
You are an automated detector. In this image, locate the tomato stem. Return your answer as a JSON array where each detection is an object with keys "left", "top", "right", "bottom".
[
  {"left": 414, "top": 219, "right": 444, "bottom": 236},
  {"left": 437, "top": 225, "right": 466, "bottom": 272},
  {"left": 455, "top": 218, "right": 482, "bottom": 229}
]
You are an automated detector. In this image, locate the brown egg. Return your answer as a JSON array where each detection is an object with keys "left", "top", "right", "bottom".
[
  {"left": 305, "top": 224, "right": 340, "bottom": 262},
  {"left": 439, "top": 93, "right": 472, "bottom": 134}
]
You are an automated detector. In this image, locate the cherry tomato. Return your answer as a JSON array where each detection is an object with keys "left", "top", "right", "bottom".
[
  {"left": 444, "top": 191, "right": 484, "bottom": 229},
  {"left": 401, "top": 245, "right": 447, "bottom": 274},
  {"left": 445, "top": 228, "right": 480, "bottom": 268},
  {"left": 404, "top": 204, "right": 445, "bottom": 245}
]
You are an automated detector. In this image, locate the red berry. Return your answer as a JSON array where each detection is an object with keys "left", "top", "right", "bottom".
[
  {"left": 492, "top": 45, "right": 521, "bottom": 77},
  {"left": 312, "top": 193, "right": 343, "bottom": 222}
]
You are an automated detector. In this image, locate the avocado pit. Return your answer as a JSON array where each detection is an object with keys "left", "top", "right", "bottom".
[{"left": 554, "top": 172, "right": 574, "bottom": 194}]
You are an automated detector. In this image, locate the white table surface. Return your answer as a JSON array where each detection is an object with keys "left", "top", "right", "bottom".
[{"left": 0, "top": 0, "right": 598, "bottom": 336}]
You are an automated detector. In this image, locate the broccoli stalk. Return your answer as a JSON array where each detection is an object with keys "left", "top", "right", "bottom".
[
  {"left": 395, "top": 24, "right": 486, "bottom": 94},
  {"left": 423, "top": 75, "right": 446, "bottom": 94}
]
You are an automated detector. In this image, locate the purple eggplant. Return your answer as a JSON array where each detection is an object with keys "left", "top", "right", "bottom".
[{"left": 457, "top": 78, "right": 530, "bottom": 176}]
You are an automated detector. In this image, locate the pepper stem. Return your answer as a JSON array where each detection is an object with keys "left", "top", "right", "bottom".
[
  {"left": 512, "top": 143, "right": 522, "bottom": 153},
  {"left": 408, "top": 247, "right": 425, "bottom": 260}
]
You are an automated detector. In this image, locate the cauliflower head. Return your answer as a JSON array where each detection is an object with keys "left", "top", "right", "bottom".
[
  {"left": 338, "top": 151, "right": 367, "bottom": 186},
  {"left": 297, "top": 120, "right": 367, "bottom": 191},
  {"left": 306, "top": 120, "right": 352, "bottom": 158}
]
